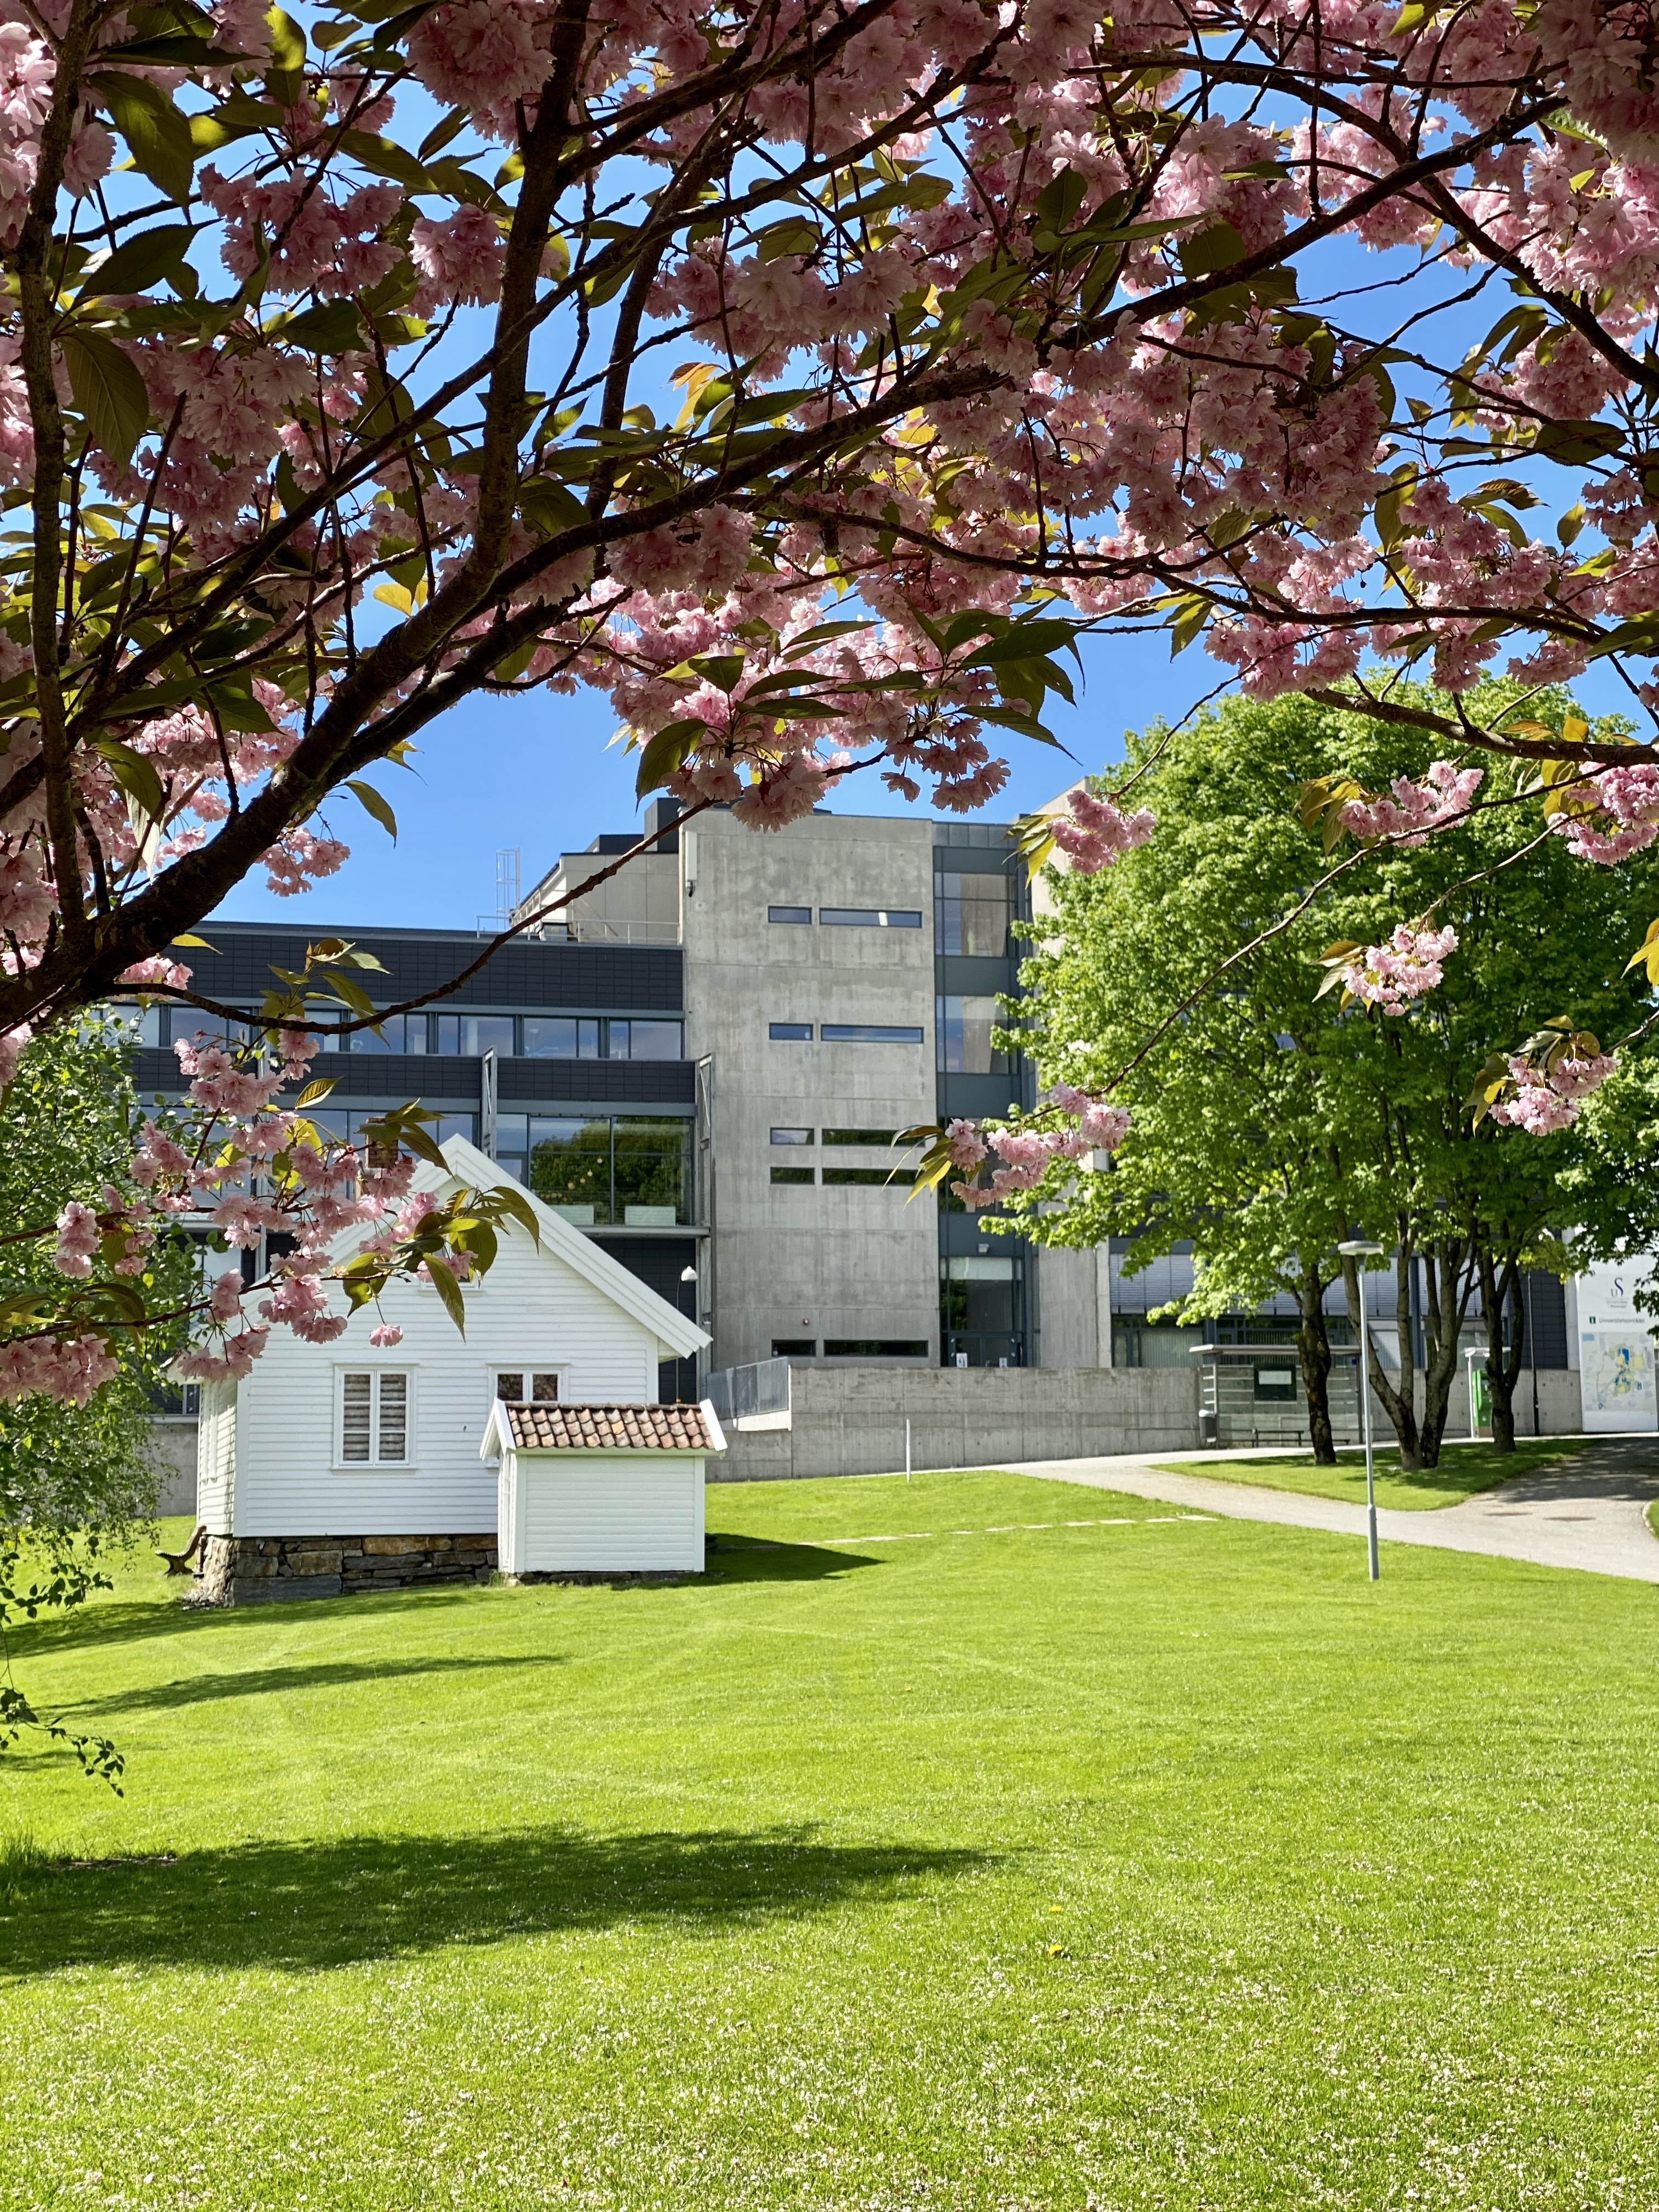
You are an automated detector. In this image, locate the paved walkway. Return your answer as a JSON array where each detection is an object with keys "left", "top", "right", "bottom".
[{"left": 1005, "top": 1436, "right": 1659, "bottom": 1582}]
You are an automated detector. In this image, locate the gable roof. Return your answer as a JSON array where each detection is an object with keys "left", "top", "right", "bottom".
[
  {"left": 388, "top": 1135, "right": 707, "bottom": 1361},
  {"left": 482, "top": 1398, "right": 725, "bottom": 1456}
]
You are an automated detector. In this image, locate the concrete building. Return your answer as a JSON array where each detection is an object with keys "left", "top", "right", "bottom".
[
  {"left": 520, "top": 799, "right": 1037, "bottom": 1372},
  {"left": 132, "top": 797, "right": 1619, "bottom": 1496}
]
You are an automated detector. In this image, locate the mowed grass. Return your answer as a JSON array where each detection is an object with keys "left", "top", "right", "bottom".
[
  {"left": 1160, "top": 1436, "right": 1599, "bottom": 1511},
  {"left": 2, "top": 1469, "right": 1658, "bottom": 2212}
]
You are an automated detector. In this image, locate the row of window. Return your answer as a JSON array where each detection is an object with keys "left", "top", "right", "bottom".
[
  {"left": 770, "top": 1166, "right": 916, "bottom": 1187},
  {"left": 116, "top": 1003, "right": 684, "bottom": 1062},
  {"left": 769, "top": 906, "right": 922, "bottom": 929},
  {"left": 770, "top": 1339, "right": 929, "bottom": 1358},
  {"left": 769, "top": 1022, "right": 926, "bottom": 1044},
  {"left": 765, "top": 873, "right": 1016, "bottom": 958},
  {"left": 767, "top": 998, "right": 1010, "bottom": 1072},
  {"left": 340, "top": 1366, "right": 563, "bottom": 1466},
  {"left": 770, "top": 1127, "right": 900, "bottom": 1146}
]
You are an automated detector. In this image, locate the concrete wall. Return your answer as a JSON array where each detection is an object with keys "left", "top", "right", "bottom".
[
  {"left": 152, "top": 1421, "right": 198, "bottom": 1516},
  {"left": 683, "top": 811, "right": 941, "bottom": 1370},
  {"left": 1370, "top": 1366, "right": 1583, "bottom": 1444},
  {"left": 712, "top": 1363, "right": 1199, "bottom": 1480}
]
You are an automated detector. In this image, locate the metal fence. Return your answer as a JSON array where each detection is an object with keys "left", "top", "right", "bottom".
[{"left": 706, "top": 1357, "right": 791, "bottom": 1425}]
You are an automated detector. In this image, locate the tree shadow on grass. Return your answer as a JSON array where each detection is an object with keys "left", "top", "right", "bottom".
[
  {"left": 702, "top": 1538, "right": 881, "bottom": 1585},
  {"left": 7, "top": 1581, "right": 490, "bottom": 1665},
  {"left": 60, "top": 1652, "right": 567, "bottom": 1720},
  {"left": 0, "top": 1824, "right": 990, "bottom": 1978}
]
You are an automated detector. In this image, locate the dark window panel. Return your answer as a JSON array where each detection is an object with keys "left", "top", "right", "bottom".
[
  {"left": 819, "top": 908, "right": 922, "bottom": 928},
  {"left": 770, "top": 1166, "right": 815, "bottom": 1186},
  {"left": 770, "top": 1127, "right": 814, "bottom": 1146},
  {"left": 769, "top": 1022, "right": 813, "bottom": 1041},
  {"left": 821, "top": 1166, "right": 915, "bottom": 1187},
  {"left": 822, "top": 1128, "right": 898, "bottom": 1146},
  {"left": 823, "top": 1340, "right": 929, "bottom": 1357},
  {"left": 769, "top": 906, "right": 811, "bottom": 924},
  {"left": 771, "top": 1339, "right": 816, "bottom": 1356},
  {"left": 821, "top": 1024, "right": 924, "bottom": 1043}
]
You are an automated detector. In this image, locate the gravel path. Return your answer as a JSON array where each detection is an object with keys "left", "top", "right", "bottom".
[{"left": 1004, "top": 1436, "right": 1659, "bottom": 1583}]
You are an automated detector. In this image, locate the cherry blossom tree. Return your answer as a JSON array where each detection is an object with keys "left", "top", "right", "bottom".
[{"left": 0, "top": 0, "right": 1658, "bottom": 1398}]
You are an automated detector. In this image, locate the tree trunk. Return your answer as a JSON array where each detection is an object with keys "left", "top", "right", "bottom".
[
  {"left": 1477, "top": 1244, "right": 1526, "bottom": 1452},
  {"left": 1296, "top": 1255, "right": 1336, "bottom": 1464},
  {"left": 1341, "top": 1231, "right": 1419, "bottom": 1470},
  {"left": 1415, "top": 1235, "right": 1481, "bottom": 1469}
]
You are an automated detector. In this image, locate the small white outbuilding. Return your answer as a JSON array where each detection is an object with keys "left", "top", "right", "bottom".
[
  {"left": 483, "top": 1396, "right": 726, "bottom": 1578},
  {"left": 193, "top": 1135, "right": 709, "bottom": 1602}
]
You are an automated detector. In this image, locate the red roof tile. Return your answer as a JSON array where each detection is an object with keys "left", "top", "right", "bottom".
[{"left": 499, "top": 1401, "right": 719, "bottom": 1452}]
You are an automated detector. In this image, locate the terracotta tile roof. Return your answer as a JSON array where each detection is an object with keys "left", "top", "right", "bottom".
[{"left": 499, "top": 1401, "right": 719, "bottom": 1452}]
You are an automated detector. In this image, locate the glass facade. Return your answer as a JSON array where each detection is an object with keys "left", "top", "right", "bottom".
[
  {"left": 934, "top": 871, "right": 1010, "bottom": 956},
  {"left": 127, "top": 1001, "right": 680, "bottom": 1061},
  {"left": 936, "top": 994, "right": 1007, "bottom": 1074},
  {"left": 494, "top": 1113, "right": 692, "bottom": 1227},
  {"left": 940, "top": 1253, "right": 1026, "bottom": 1367}
]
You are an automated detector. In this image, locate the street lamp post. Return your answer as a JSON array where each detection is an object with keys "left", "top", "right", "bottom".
[{"left": 1338, "top": 1239, "right": 1386, "bottom": 1582}]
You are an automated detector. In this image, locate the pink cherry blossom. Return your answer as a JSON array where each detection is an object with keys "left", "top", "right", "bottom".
[
  {"left": 369, "top": 1322, "right": 404, "bottom": 1347},
  {"left": 1049, "top": 787, "right": 1157, "bottom": 874},
  {"left": 1340, "top": 762, "right": 1485, "bottom": 844},
  {"left": 1341, "top": 923, "right": 1460, "bottom": 1013}
]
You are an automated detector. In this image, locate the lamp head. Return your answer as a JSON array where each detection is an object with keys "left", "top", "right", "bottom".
[
  {"left": 679, "top": 1265, "right": 698, "bottom": 1283},
  {"left": 1336, "top": 1239, "right": 1385, "bottom": 1258}
]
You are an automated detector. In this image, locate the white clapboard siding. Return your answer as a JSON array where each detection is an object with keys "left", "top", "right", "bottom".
[
  {"left": 195, "top": 1380, "right": 238, "bottom": 1532},
  {"left": 514, "top": 1454, "right": 704, "bottom": 1573},
  {"left": 202, "top": 1139, "right": 707, "bottom": 1540}
]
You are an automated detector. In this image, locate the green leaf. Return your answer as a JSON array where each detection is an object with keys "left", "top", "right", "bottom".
[
  {"left": 633, "top": 718, "right": 699, "bottom": 799},
  {"left": 455, "top": 1218, "right": 498, "bottom": 1275},
  {"left": 270, "top": 299, "right": 362, "bottom": 353},
  {"left": 79, "top": 223, "right": 196, "bottom": 297},
  {"left": 346, "top": 779, "right": 398, "bottom": 841},
  {"left": 95, "top": 72, "right": 196, "bottom": 202},
  {"left": 264, "top": 5, "right": 306, "bottom": 101},
  {"left": 91, "top": 736, "right": 165, "bottom": 824},
  {"left": 1532, "top": 418, "right": 1624, "bottom": 466},
  {"left": 959, "top": 620, "right": 1082, "bottom": 669},
  {"left": 1178, "top": 221, "right": 1248, "bottom": 277},
  {"left": 1168, "top": 596, "right": 1209, "bottom": 656},
  {"left": 754, "top": 216, "right": 819, "bottom": 262},
  {"left": 425, "top": 1251, "right": 467, "bottom": 1335},
  {"left": 487, "top": 1183, "right": 541, "bottom": 1244},
  {"left": 517, "top": 477, "right": 589, "bottom": 535},
  {"left": 339, "top": 129, "right": 431, "bottom": 190},
  {"left": 60, "top": 330, "right": 151, "bottom": 471},
  {"left": 296, "top": 1076, "right": 338, "bottom": 1105},
  {"left": 1034, "top": 165, "right": 1090, "bottom": 234}
]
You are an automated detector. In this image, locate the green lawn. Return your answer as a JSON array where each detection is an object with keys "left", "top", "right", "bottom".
[
  {"left": 4, "top": 1469, "right": 1659, "bottom": 2211},
  {"left": 1159, "top": 1436, "right": 1599, "bottom": 1511}
]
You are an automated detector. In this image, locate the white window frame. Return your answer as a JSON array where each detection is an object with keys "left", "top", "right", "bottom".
[
  {"left": 334, "top": 1366, "right": 417, "bottom": 1470},
  {"left": 483, "top": 1363, "right": 568, "bottom": 1459},
  {"left": 488, "top": 1361, "right": 568, "bottom": 1404}
]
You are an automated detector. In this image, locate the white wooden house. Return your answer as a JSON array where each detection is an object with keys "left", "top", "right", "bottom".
[
  {"left": 484, "top": 1397, "right": 725, "bottom": 1578},
  {"left": 193, "top": 1136, "right": 709, "bottom": 1602}
]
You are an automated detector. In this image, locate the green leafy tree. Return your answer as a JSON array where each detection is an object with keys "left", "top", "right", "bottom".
[
  {"left": 0, "top": 1018, "right": 191, "bottom": 1788},
  {"left": 992, "top": 688, "right": 1658, "bottom": 1467}
]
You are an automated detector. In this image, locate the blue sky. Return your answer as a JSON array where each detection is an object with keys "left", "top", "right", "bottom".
[{"left": 210, "top": 625, "right": 1195, "bottom": 932}]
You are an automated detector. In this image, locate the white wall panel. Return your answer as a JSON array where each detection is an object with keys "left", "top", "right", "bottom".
[
  {"left": 230, "top": 1220, "right": 664, "bottom": 1536},
  {"left": 517, "top": 1452, "right": 704, "bottom": 1572},
  {"left": 195, "top": 1381, "right": 237, "bottom": 1533}
]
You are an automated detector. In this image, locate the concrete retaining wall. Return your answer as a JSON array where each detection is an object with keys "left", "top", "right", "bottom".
[
  {"left": 152, "top": 1422, "right": 198, "bottom": 1516},
  {"left": 713, "top": 1364, "right": 1199, "bottom": 1481}
]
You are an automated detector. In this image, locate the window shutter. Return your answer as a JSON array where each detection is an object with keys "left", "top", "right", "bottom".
[
  {"left": 341, "top": 1374, "right": 371, "bottom": 1462},
  {"left": 377, "top": 1373, "right": 408, "bottom": 1463}
]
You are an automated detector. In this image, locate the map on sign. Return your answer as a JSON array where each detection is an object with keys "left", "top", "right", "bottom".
[{"left": 1581, "top": 1334, "right": 1655, "bottom": 1418}]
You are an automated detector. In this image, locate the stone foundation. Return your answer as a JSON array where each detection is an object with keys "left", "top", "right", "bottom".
[{"left": 194, "top": 1533, "right": 497, "bottom": 1605}]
